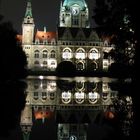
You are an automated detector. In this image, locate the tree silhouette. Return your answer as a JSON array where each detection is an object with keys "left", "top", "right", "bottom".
[
  {"left": 0, "top": 15, "right": 27, "bottom": 138},
  {"left": 93, "top": 1, "right": 139, "bottom": 139},
  {"left": 0, "top": 15, "right": 27, "bottom": 81},
  {"left": 93, "top": 0, "right": 137, "bottom": 67}
]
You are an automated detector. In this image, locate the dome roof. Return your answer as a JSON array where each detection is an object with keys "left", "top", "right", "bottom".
[{"left": 63, "top": 0, "right": 87, "bottom": 8}]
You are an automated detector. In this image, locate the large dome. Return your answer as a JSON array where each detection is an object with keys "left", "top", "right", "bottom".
[{"left": 63, "top": 0, "right": 87, "bottom": 9}]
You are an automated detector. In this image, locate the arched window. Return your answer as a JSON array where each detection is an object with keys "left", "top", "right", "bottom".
[
  {"left": 34, "top": 61, "right": 39, "bottom": 65},
  {"left": 76, "top": 61, "right": 84, "bottom": 70},
  {"left": 76, "top": 82, "right": 85, "bottom": 91},
  {"left": 42, "top": 92, "right": 47, "bottom": 100},
  {"left": 62, "top": 48, "right": 72, "bottom": 59},
  {"left": 34, "top": 61, "right": 40, "bottom": 69},
  {"left": 90, "top": 61, "right": 98, "bottom": 71},
  {"left": 33, "top": 92, "right": 39, "bottom": 100},
  {"left": 34, "top": 50, "right": 39, "bottom": 58},
  {"left": 75, "top": 48, "right": 86, "bottom": 59},
  {"left": 88, "top": 48, "right": 100, "bottom": 60},
  {"left": 43, "top": 50, "right": 48, "bottom": 58},
  {"left": 43, "top": 61, "right": 47, "bottom": 69},
  {"left": 88, "top": 92, "right": 99, "bottom": 104},
  {"left": 50, "top": 50, "right": 56, "bottom": 58}
]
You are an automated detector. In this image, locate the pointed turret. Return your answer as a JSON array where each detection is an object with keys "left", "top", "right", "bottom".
[
  {"left": 23, "top": 0, "right": 34, "bottom": 24},
  {"left": 22, "top": 0, "right": 35, "bottom": 44},
  {"left": 20, "top": 105, "right": 33, "bottom": 140}
]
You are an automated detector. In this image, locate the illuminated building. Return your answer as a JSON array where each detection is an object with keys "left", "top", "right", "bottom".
[
  {"left": 20, "top": 76, "right": 121, "bottom": 140},
  {"left": 22, "top": 0, "right": 114, "bottom": 73},
  {"left": 20, "top": 0, "right": 133, "bottom": 140}
]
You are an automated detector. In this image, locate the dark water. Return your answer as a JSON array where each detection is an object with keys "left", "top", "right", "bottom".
[{"left": 0, "top": 76, "right": 135, "bottom": 140}]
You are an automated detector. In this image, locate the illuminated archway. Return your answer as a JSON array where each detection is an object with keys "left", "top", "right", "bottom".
[
  {"left": 61, "top": 91, "right": 72, "bottom": 104},
  {"left": 76, "top": 61, "right": 85, "bottom": 70},
  {"left": 90, "top": 61, "right": 98, "bottom": 70},
  {"left": 74, "top": 92, "right": 85, "bottom": 104},
  {"left": 75, "top": 48, "right": 86, "bottom": 59},
  {"left": 88, "top": 92, "right": 100, "bottom": 104},
  {"left": 62, "top": 48, "right": 73, "bottom": 59},
  {"left": 88, "top": 48, "right": 100, "bottom": 60}
]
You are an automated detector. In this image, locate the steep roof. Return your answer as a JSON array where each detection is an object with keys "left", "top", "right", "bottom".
[{"left": 35, "top": 31, "right": 56, "bottom": 42}]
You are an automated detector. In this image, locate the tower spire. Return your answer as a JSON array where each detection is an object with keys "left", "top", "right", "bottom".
[{"left": 23, "top": 0, "right": 34, "bottom": 24}]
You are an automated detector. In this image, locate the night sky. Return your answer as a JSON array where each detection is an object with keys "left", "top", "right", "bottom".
[{"left": 0, "top": 0, "right": 95, "bottom": 33}]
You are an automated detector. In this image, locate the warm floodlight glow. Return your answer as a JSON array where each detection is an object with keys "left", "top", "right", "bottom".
[
  {"left": 88, "top": 92, "right": 99, "bottom": 104},
  {"left": 62, "top": 91, "right": 72, "bottom": 104},
  {"left": 39, "top": 75, "right": 44, "bottom": 80},
  {"left": 62, "top": 51, "right": 72, "bottom": 59},
  {"left": 75, "top": 53, "right": 86, "bottom": 59},
  {"left": 75, "top": 92, "right": 85, "bottom": 104}
]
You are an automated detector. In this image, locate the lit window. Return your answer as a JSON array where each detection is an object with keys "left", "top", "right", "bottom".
[
  {"left": 88, "top": 92, "right": 99, "bottom": 104},
  {"left": 50, "top": 50, "right": 56, "bottom": 58},
  {"left": 75, "top": 49, "right": 85, "bottom": 59},
  {"left": 34, "top": 50, "right": 39, "bottom": 58},
  {"left": 62, "top": 91, "right": 72, "bottom": 104},
  {"left": 43, "top": 50, "right": 48, "bottom": 58},
  {"left": 75, "top": 92, "right": 85, "bottom": 104},
  {"left": 89, "top": 49, "right": 100, "bottom": 60},
  {"left": 62, "top": 49, "right": 72, "bottom": 59}
]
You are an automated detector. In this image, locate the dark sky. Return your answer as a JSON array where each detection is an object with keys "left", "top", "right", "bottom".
[{"left": 0, "top": 0, "right": 95, "bottom": 33}]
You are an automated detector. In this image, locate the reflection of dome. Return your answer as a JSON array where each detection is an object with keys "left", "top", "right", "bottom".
[{"left": 63, "top": 0, "right": 87, "bottom": 9}]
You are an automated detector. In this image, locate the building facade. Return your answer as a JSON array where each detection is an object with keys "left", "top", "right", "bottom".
[
  {"left": 20, "top": 76, "right": 119, "bottom": 140},
  {"left": 22, "top": 0, "right": 114, "bottom": 72}
]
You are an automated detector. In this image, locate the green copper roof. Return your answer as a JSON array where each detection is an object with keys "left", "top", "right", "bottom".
[
  {"left": 63, "top": 0, "right": 87, "bottom": 8},
  {"left": 23, "top": 132, "right": 30, "bottom": 140},
  {"left": 25, "top": 0, "right": 33, "bottom": 18}
]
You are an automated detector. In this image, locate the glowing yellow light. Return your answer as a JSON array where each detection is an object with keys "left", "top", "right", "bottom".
[
  {"left": 62, "top": 91, "right": 72, "bottom": 104},
  {"left": 39, "top": 76, "right": 44, "bottom": 80},
  {"left": 75, "top": 53, "right": 86, "bottom": 59}
]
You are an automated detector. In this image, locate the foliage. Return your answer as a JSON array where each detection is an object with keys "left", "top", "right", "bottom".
[
  {"left": 0, "top": 15, "right": 27, "bottom": 81},
  {"left": 93, "top": 0, "right": 137, "bottom": 66}
]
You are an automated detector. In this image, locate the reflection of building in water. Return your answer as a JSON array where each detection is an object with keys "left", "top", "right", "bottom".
[
  {"left": 20, "top": 76, "right": 121, "bottom": 140},
  {"left": 58, "top": 124, "right": 88, "bottom": 140},
  {"left": 21, "top": 0, "right": 114, "bottom": 73}
]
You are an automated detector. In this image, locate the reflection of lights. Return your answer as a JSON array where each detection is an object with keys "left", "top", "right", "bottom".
[
  {"left": 76, "top": 82, "right": 84, "bottom": 91},
  {"left": 62, "top": 91, "right": 72, "bottom": 104},
  {"left": 89, "top": 51, "right": 100, "bottom": 60},
  {"left": 75, "top": 92, "right": 85, "bottom": 99},
  {"left": 39, "top": 76, "right": 44, "bottom": 80},
  {"left": 102, "top": 83, "right": 109, "bottom": 92},
  {"left": 47, "top": 81, "right": 57, "bottom": 92},
  {"left": 103, "top": 59, "right": 109, "bottom": 69},
  {"left": 104, "top": 111, "right": 115, "bottom": 119},
  {"left": 88, "top": 92, "right": 99, "bottom": 104},
  {"left": 102, "top": 92, "right": 110, "bottom": 102},
  {"left": 75, "top": 92, "right": 85, "bottom": 104},
  {"left": 70, "top": 135, "right": 77, "bottom": 140},
  {"left": 40, "top": 64, "right": 43, "bottom": 67}
]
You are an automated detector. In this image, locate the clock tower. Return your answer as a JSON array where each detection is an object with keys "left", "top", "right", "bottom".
[
  {"left": 59, "top": 0, "right": 90, "bottom": 28},
  {"left": 22, "top": 0, "right": 35, "bottom": 45}
]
